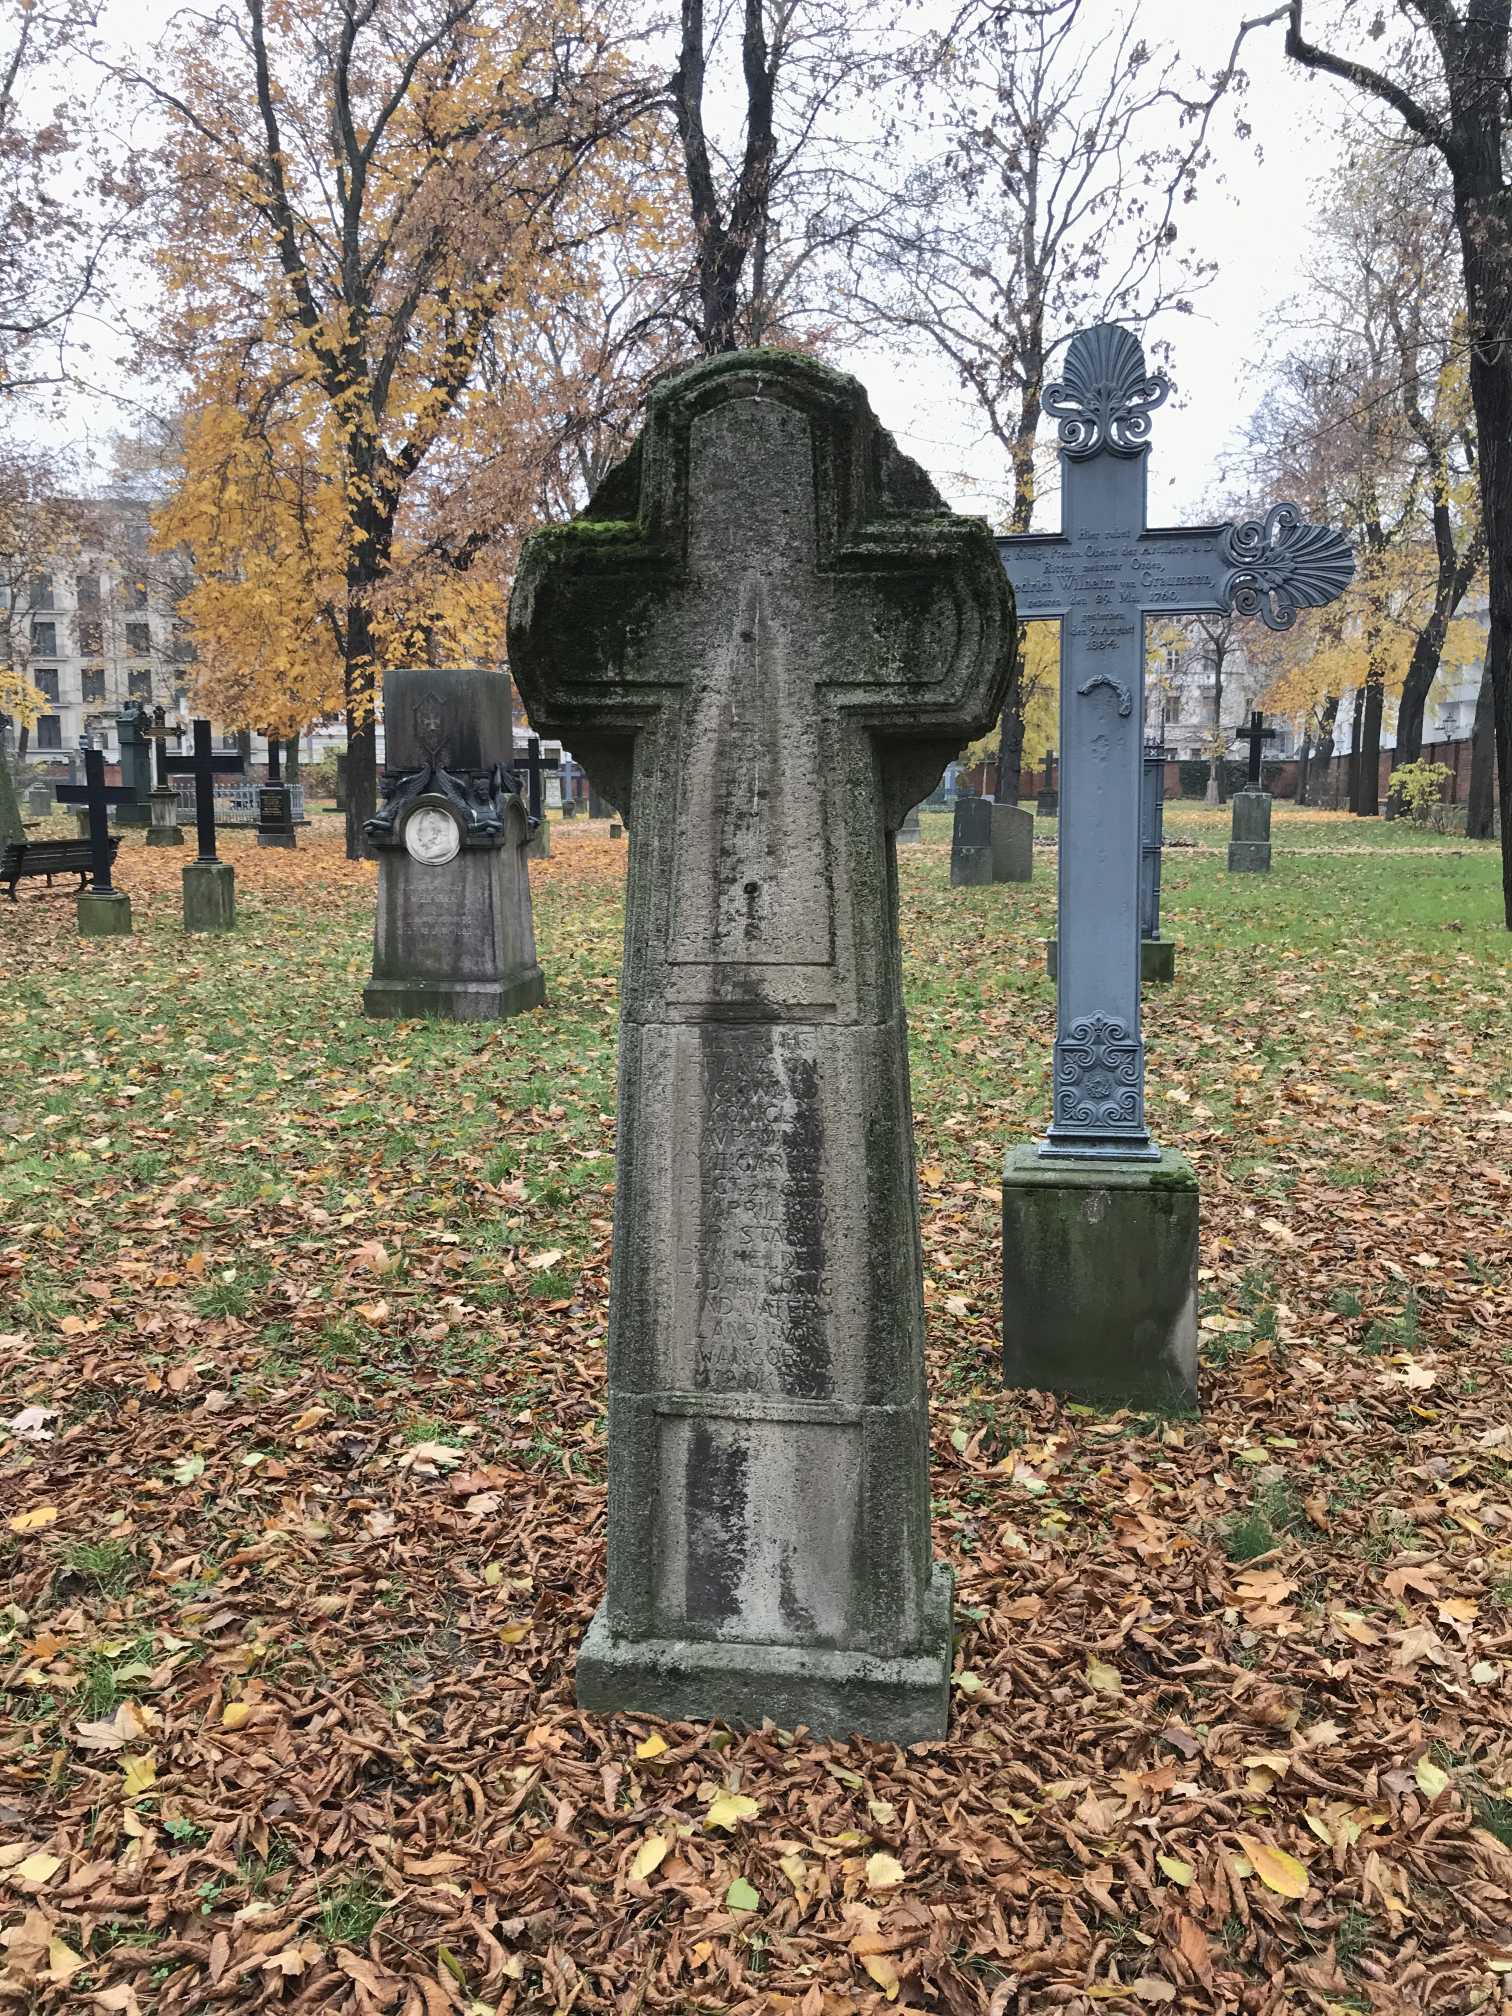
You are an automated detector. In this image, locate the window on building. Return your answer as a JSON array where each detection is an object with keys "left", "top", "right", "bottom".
[
  {"left": 78, "top": 618, "right": 102, "bottom": 654},
  {"left": 35, "top": 715, "right": 62, "bottom": 750},
  {"left": 31, "top": 620, "right": 55, "bottom": 655},
  {"left": 27, "top": 573, "right": 52, "bottom": 608},
  {"left": 125, "top": 621, "right": 151, "bottom": 655},
  {"left": 81, "top": 667, "right": 105, "bottom": 703},
  {"left": 170, "top": 622, "right": 197, "bottom": 666},
  {"left": 1163, "top": 700, "right": 1179, "bottom": 726},
  {"left": 75, "top": 571, "right": 101, "bottom": 615},
  {"left": 124, "top": 517, "right": 149, "bottom": 553},
  {"left": 128, "top": 577, "right": 149, "bottom": 611},
  {"left": 128, "top": 670, "right": 152, "bottom": 699},
  {"left": 35, "top": 668, "right": 59, "bottom": 703}
]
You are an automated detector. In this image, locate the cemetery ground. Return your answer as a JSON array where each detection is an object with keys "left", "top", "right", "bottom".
[{"left": 1, "top": 806, "right": 1510, "bottom": 2016}]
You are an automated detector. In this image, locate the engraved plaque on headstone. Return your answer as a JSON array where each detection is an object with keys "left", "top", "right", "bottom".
[{"left": 509, "top": 352, "right": 1013, "bottom": 1741}]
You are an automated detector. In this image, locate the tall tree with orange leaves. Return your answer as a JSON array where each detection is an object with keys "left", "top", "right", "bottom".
[{"left": 127, "top": 0, "right": 658, "bottom": 852}]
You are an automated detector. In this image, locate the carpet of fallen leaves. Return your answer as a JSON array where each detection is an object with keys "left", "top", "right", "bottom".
[{"left": 2, "top": 804, "right": 1511, "bottom": 2016}]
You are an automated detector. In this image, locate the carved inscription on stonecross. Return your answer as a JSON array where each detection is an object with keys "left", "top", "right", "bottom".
[{"left": 683, "top": 1030, "right": 833, "bottom": 1399}]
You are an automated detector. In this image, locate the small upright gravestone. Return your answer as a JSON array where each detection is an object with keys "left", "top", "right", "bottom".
[
  {"left": 950, "top": 793, "right": 993, "bottom": 885},
  {"left": 363, "top": 668, "right": 545, "bottom": 1021},
  {"left": 509, "top": 350, "right": 1014, "bottom": 1742},
  {"left": 991, "top": 799, "right": 1033, "bottom": 882},
  {"left": 114, "top": 704, "right": 154, "bottom": 827},
  {"left": 1036, "top": 749, "right": 1058, "bottom": 816},
  {"left": 1228, "top": 710, "right": 1279, "bottom": 873},
  {"left": 144, "top": 710, "right": 185, "bottom": 848},
  {"left": 896, "top": 802, "right": 922, "bottom": 844},
  {"left": 256, "top": 737, "right": 297, "bottom": 848}
]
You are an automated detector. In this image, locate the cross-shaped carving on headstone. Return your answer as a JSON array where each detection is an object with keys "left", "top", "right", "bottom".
[
  {"left": 54, "top": 747, "right": 134, "bottom": 891},
  {"left": 160, "top": 720, "right": 246, "bottom": 862},
  {"left": 1234, "top": 708, "right": 1279, "bottom": 787},
  {"left": 508, "top": 352, "right": 1014, "bottom": 1741},
  {"left": 997, "top": 324, "right": 1354, "bottom": 1158}
]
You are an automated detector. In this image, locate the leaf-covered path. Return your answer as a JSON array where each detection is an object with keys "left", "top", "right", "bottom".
[{"left": 2, "top": 808, "right": 1510, "bottom": 2015}]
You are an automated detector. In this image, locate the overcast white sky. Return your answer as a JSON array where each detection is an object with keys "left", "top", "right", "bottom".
[
  {"left": 855, "top": 0, "right": 1354, "bottom": 527},
  {"left": 38, "top": 0, "right": 1355, "bottom": 529}
]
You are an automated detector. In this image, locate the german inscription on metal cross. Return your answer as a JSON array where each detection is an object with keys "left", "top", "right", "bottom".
[{"left": 997, "top": 324, "right": 1354, "bottom": 1158}]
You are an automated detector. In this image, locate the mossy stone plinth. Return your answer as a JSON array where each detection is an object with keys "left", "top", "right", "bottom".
[
  {"left": 577, "top": 1563, "right": 954, "bottom": 1745},
  {"left": 1002, "top": 1144, "right": 1198, "bottom": 1410},
  {"left": 1047, "top": 937, "right": 1176, "bottom": 984},
  {"left": 183, "top": 860, "right": 235, "bottom": 932},
  {"left": 1228, "top": 789, "right": 1272, "bottom": 873},
  {"left": 78, "top": 889, "right": 132, "bottom": 937}
]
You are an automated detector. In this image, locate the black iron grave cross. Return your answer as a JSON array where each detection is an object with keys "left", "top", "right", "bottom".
[
  {"left": 995, "top": 323, "right": 1354, "bottom": 1160},
  {"left": 160, "top": 720, "right": 246, "bottom": 862},
  {"left": 1235, "top": 709, "right": 1279, "bottom": 788},
  {"left": 54, "top": 747, "right": 134, "bottom": 893}
]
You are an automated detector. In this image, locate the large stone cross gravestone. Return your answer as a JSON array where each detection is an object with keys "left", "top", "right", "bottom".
[{"left": 509, "top": 352, "right": 1013, "bottom": 1741}]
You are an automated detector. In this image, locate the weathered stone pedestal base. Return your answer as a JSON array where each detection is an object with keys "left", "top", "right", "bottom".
[
  {"left": 257, "top": 829, "right": 296, "bottom": 849},
  {"left": 1002, "top": 1144, "right": 1199, "bottom": 1410},
  {"left": 183, "top": 860, "right": 235, "bottom": 932},
  {"left": 577, "top": 1563, "right": 954, "bottom": 1743},
  {"left": 78, "top": 889, "right": 132, "bottom": 937},
  {"left": 1047, "top": 937, "right": 1176, "bottom": 984},
  {"left": 1036, "top": 790, "right": 1058, "bottom": 817},
  {"left": 364, "top": 841, "right": 544, "bottom": 1021},
  {"left": 146, "top": 788, "right": 184, "bottom": 846},
  {"left": 524, "top": 819, "right": 550, "bottom": 860},
  {"left": 991, "top": 800, "right": 1033, "bottom": 881},
  {"left": 1227, "top": 789, "right": 1272, "bottom": 873}
]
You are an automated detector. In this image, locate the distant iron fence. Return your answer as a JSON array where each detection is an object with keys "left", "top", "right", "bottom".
[{"left": 173, "top": 777, "right": 306, "bottom": 825}]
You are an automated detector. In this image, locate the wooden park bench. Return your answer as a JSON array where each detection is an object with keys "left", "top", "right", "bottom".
[{"left": 2, "top": 836, "right": 119, "bottom": 900}]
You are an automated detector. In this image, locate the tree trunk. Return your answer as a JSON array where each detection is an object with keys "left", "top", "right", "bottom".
[
  {"left": 1346, "top": 686, "right": 1365, "bottom": 813},
  {"left": 343, "top": 598, "right": 379, "bottom": 859},
  {"left": 1358, "top": 668, "right": 1385, "bottom": 817},
  {"left": 1469, "top": 354, "right": 1512, "bottom": 910},
  {"left": 1311, "top": 695, "right": 1340, "bottom": 807},
  {"left": 1468, "top": 661, "right": 1496, "bottom": 840},
  {"left": 1296, "top": 733, "right": 1311, "bottom": 808},
  {"left": 0, "top": 743, "right": 22, "bottom": 845},
  {"left": 995, "top": 657, "right": 1025, "bottom": 804},
  {"left": 994, "top": 403, "right": 1042, "bottom": 806}
]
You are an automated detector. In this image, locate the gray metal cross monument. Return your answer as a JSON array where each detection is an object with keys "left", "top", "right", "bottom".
[
  {"left": 997, "top": 324, "right": 1353, "bottom": 1158},
  {"left": 997, "top": 323, "right": 1352, "bottom": 1407}
]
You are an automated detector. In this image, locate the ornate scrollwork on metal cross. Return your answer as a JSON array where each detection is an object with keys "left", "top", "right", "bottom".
[
  {"left": 1219, "top": 503, "right": 1356, "bottom": 632},
  {"left": 1076, "top": 673, "right": 1133, "bottom": 718},
  {"left": 1042, "top": 324, "right": 1170, "bottom": 461},
  {"left": 1054, "top": 1015, "right": 1142, "bottom": 1131}
]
